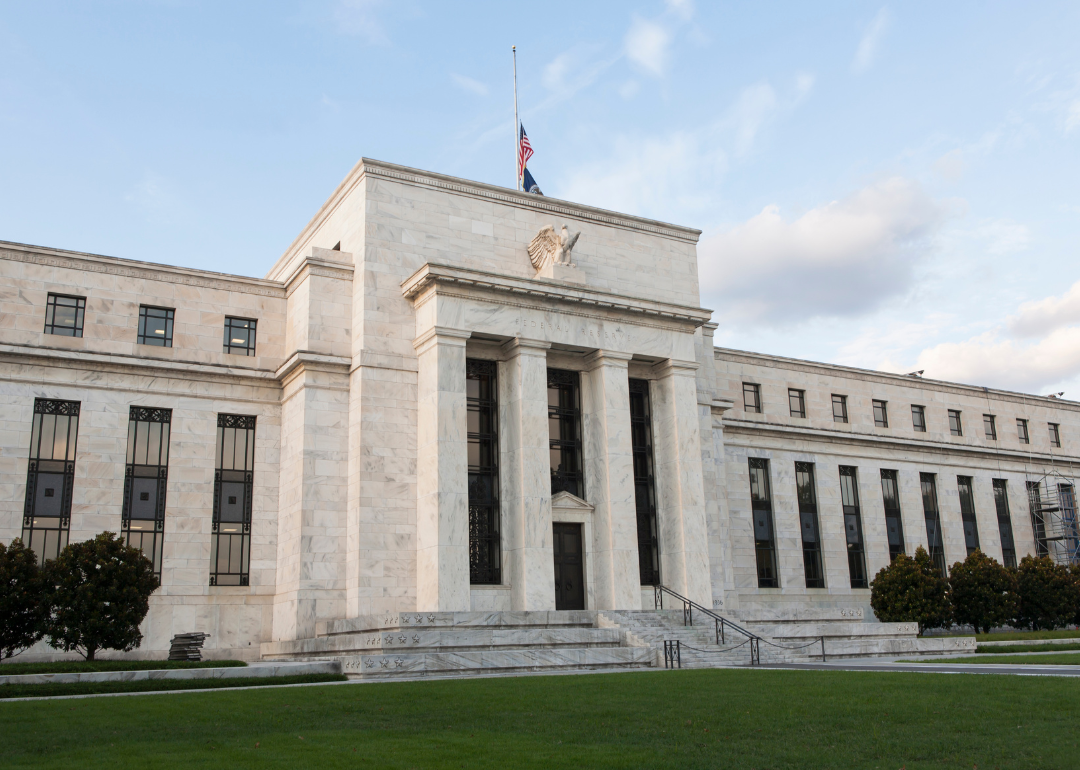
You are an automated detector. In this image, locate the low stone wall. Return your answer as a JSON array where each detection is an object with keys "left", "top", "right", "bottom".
[{"left": 0, "top": 661, "right": 340, "bottom": 687}]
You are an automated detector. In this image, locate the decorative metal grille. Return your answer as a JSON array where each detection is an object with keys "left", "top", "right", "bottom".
[
  {"left": 748, "top": 458, "right": 778, "bottom": 588},
  {"left": 992, "top": 479, "right": 1017, "bottom": 568},
  {"left": 880, "top": 469, "right": 906, "bottom": 562},
  {"left": 548, "top": 369, "right": 584, "bottom": 498},
  {"left": 210, "top": 414, "right": 256, "bottom": 585},
  {"left": 629, "top": 379, "right": 660, "bottom": 586},
  {"left": 122, "top": 406, "right": 172, "bottom": 577},
  {"left": 796, "top": 462, "right": 825, "bottom": 588},
  {"left": 467, "top": 359, "right": 500, "bottom": 584},
  {"left": 22, "top": 398, "right": 81, "bottom": 565},
  {"left": 840, "top": 466, "right": 867, "bottom": 588}
]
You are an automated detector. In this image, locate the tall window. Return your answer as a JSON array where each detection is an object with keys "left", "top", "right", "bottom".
[
  {"left": 743, "top": 383, "right": 762, "bottom": 414},
  {"left": 1060, "top": 485, "right": 1078, "bottom": 562},
  {"left": 872, "top": 400, "right": 889, "bottom": 428},
  {"left": 831, "top": 395, "right": 848, "bottom": 423},
  {"left": 748, "top": 458, "right": 778, "bottom": 588},
  {"left": 467, "top": 360, "right": 500, "bottom": 585},
  {"left": 1016, "top": 418, "right": 1029, "bottom": 444},
  {"left": 983, "top": 414, "right": 997, "bottom": 440},
  {"left": 920, "top": 473, "right": 946, "bottom": 575},
  {"left": 44, "top": 294, "right": 85, "bottom": 337},
  {"left": 1027, "top": 481, "right": 1048, "bottom": 558},
  {"left": 788, "top": 389, "right": 806, "bottom": 418},
  {"left": 629, "top": 379, "right": 660, "bottom": 586},
  {"left": 911, "top": 405, "right": 927, "bottom": 432},
  {"left": 957, "top": 476, "right": 980, "bottom": 556},
  {"left": 839, "top": 466, "right": 867, "bottom": 588},
  {"left": 211, "top": 414, "right": 255, "bottom": 586},
  {"left": 122, "top": 407, "right": 171, "bottom": 578},
  {"left": 880, "top": 469, "right": 906, "bottom": 562},
  {"left": 548, "top": 369, "right": 583, "bottom": 497},
  {"left": 137, "top": 306, "right": 175, "bottom": 347},
  {"left": 795, "top": 462, "right": 824, "bottom": 588},
  {"left": 948, "top": 410, "right": 963, "bottom": 436},
  {"left": 992, "top": 479, "right": 1016, "bottom": 568},
  {"left": 223, "top": 317, "right": 257, "bottom": 356},
  {"left": 22, "top": 399, "right": 80, "bottom": 565},
  {"left": 1049, "top": 423, "right": 1061, "bottom": 448}
]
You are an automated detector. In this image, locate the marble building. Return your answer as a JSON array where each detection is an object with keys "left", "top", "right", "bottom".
[{"left": 1, "top": 158, "right": 1077, "bottom": 658}]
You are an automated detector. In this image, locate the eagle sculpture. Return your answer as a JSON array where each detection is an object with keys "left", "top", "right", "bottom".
[{"left": 527, "top": 224, "right": 581, "bottom": 272}]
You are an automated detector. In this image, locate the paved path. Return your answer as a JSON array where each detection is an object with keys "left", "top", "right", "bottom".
[{"left": 756, "top": 660, "right": 1080, "bottom": 677}]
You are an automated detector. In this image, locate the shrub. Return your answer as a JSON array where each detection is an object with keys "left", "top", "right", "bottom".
[
  {"left": 870, "top": 546, "right": 952, "bottom": 634},
  {"left": 1072, "top": 562, "right": 1080, "bottom": 627},
  {"left": 45, "top": 532, "right": 159, "bottom": 661},
  {"left": 1013, "top": 556, "right": 1074, "bottom": 631},
  {"left": 947, "top": 550, "right": 1018, "bottom": 633},
  {"left": 0, "top": 539, "right": 49, "bottom": 659}
]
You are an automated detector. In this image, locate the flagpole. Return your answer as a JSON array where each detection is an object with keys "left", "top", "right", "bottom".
[{"left": 513, "top": 45, "right": 520, "bottom": 191}]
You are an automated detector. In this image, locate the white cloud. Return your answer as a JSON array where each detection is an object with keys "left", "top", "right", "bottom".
[
  {"left": 450, "top": 73, "right": 488, "bottom": 97},
  {"left": 333, "top": 0, "right": 388, "bottom": 45},
  {"left": 1008, "top": 279, "right": 1080, "bottom": 337},
  {"left": 625, "top": 15, "right": 672, "bottom": 77},
  {"left": 618, "top": 79, "right": 640, "bottom": 99},
  {"left": 542, "top": 47, "right": 613, "bottom": 99},
  {"left": 665, "top": 0, "right": 694, "bottom": 22},
  {"left": 699, "top": 178, "right": 948, "bottom": 325},
  {"left": 852, "top": 7, "right": 890, "bottom": 74}
]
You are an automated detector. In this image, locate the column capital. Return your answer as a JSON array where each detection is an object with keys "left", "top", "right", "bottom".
[
  {"left": 652, "top": 358, "right": 699, "bottom": 377},
  {"left": 413, "top": 326, "right": 471, "bottom": 355},
  {"left": 501, "top": 336, "right": 552, "bottom": 357},
  {"left": 583, "top": 349, "right": 633, "bottom": 370}
]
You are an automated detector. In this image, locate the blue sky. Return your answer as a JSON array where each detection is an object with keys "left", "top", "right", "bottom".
[{"left": 3, "top": 1, "right": 1080, "bottom": 396}]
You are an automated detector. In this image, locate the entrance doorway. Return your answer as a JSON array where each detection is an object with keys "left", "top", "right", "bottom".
[{"left": 553, "top": 523, "right": 585, "bottom": 610}]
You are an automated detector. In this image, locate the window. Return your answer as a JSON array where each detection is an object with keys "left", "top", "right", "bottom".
[
  {"left": 630, "top": 379, "right": 660, "bottom": 586},
  {"left": 992, "top": 479, "right": 1016, "bottom": 568},
  {"left": 21, "top": 399, "right": 80, "bottom": 565},
  {"left": 831, "top": 395, "right": 848, "bottom": 423},
  {"left": 122, "top": 407, "right": 171, "bottom": 578},
  {"left": 1016, "top": 418, "right": 1029, "bottom": 444},
  {"left": 743, "top": 383, "right": 762, "bottom": 414},
  {"left": 788, "top": 389, "right": 806, "bottom": 418},
  {"left": 1049, "top": 423, "right": 1061, "bottom": 448},
  {"left": 467, "top": 360, "right": 500, "bottom": 585},
  {"left": 748, "top": 458, "right": 778, "bottom": 588},
  {"left": 948, "top": 410, "right": 963, "bottom": 436},
  {"left": 548, "top": 369, "right": 583, "bottom": 498},
  {"left": 223, "top": 317, "right": 257, "bottom": 356},
  {"left": 1027, "top": 481, "right": 1048, "bottom": 558},
  {"left": 983, "top": 414, "right": 997, "bottom": 440},
  {"left": 44, "top": 294, "right": 85, "bottom": 337},
  {"left": 911, "top": 405, "right": 927, "bottom": 433},
  {"left": 880, "top": 469, "right": 906, "bottom": 562},
  {"left": 210, "top": 414, "right": 255, "bottom": 585},
  {"left": 920, "top": 473, "right": 946, "bottom": 576},
  {"left": 957, "top": 476, "right": 980, "bottom": 556},
  {"left": 795, "top": 462, "right": 824, "bottom": 588},
  {"left": 138, "top": 306, "right": 175, "bottom": 347},
  {"left": 839, "top": 466, "right": 867, "bottom": 589},
  {"left": 872, "top": 400, "right": 889, "bottom": 428}
]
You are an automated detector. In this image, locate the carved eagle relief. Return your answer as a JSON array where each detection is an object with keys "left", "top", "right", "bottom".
[{"left": 527, "top": 224, "right": 581, "bottom": 272}]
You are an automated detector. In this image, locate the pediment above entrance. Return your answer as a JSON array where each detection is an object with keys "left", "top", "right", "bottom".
[{"left": 551, "top": 491, "right": 594, "bottom": 513}]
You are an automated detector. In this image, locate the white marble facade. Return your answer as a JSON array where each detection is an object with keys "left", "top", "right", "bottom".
[{"left": 0, "top": 159, "right": 1077, "bottom": 658}]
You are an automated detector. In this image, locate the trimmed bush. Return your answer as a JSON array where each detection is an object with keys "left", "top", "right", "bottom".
[
  {"left": 1013, "top": 556, "right": 1074, "bottom": 631},
  {"left": 45, "top": 532, "right": 159, "bottom": 661},
  {"left": 870, "top": 546, "right": 952, "bottom": 634},
  {"left": 948, "top": 550, "right": 1018, "bottom": 634},
  {"left": 0, "top": 539, "right": 49, "bottom": 659}
]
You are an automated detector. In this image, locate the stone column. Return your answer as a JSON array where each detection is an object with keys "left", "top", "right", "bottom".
[
  {"left": 500, "top": 338, "right": 556, "bottom": 611},
  {"left": 652, "top": 358, "right": 712, "bottom": 606},
  {"left": 581, "top": 350, "right": 640, "bottom": 610},
  {"left": 414, "top": 327, "right": 471, "bottom": 612}
]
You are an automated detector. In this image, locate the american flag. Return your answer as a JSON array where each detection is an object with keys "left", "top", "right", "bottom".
[{"left": 517, "top": 123, "right": 534, "bottom": 183}]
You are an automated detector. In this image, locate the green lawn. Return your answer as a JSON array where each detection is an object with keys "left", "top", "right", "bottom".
[
  {"left": 0, "top": 659, "right": 247, "bottom": 676},
  {"left": 906, "top": 653, "right": 1080, "bottom": 666},
  {"left": 976, "top": 642, "right": 1080, "bottom": 654},
  {"left": 1, "top": 668, "right": 1077, "bottom": 769}
]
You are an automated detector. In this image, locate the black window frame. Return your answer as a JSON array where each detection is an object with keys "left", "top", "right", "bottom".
[
  {"left": 223, "top": 316, "right": 258, "bottom": 357},
  {"left": 911, "top": 405, "right": 927, "bottom": 433},
  {"left": 795, "top": 462, "right": 825, "bottom": 588},
  {"left": 630, "top": 379, "right": 660, "bottom": 586},
  {"left": 743, "top": 383, "right": 762, "bottom": 414},
  {"left": 1027, "top": 481, "right": 1049, "bottom": 558},
  {"left": 122, "top": 407, "right": 171, "bottom": 578},
  {"left": 880, "top": 469, "right": 906, "bottom": 562},
  {"left": 948, "top": 409, "right": 963, "bottom": 437},
  {"left": 1049, "top": 423, "right": 1061, "bottom": 448},
  {"left": 748, "top": 458, "right": 779, "bottom": 588},
  {"left": 839, "top": 466, "right": 868, "bottom": 589},
  {"left": 920, "top": 472, "right": 947, "bottom": 576},
  {"left": 548, "top": 369, "right": 584, "bottom": 498},
  {"left": 983, "top": 414, "right": 997, "bottom": 440},
  {"left": 957, "top": 476, "right": 980, "bottom": 556},
  {"left": 137, "top": 305, "right": 175, "bottom": 347},
  {"left": 467, "top": 359, "right": 500, "bottom": 585},
  {"left": 831, "top": 394, "right": 848, "bottom": 423},
  {"left": 22, "top": 398, "right": 80, "bottom": 565},
  {"left": 788, "top": 388, "right": 806, "bottom": 418},
  {"left": 992, "top": 479, "right": 1016, "bottom": 568},
  {"left": 210, "top": 414, "right": 256, "bottom": 586},
  {"left": 872, "top": 400, "right": 889, "bottom": 428},
  {"left": 43, "top": 294, "right": 86, "bottom": 337},
  {"left": 1016, "top": 418, "right": 1029, "bottom": 444}
]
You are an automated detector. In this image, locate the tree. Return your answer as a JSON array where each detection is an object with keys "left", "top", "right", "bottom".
[
  {"left": 870, "top": 546, "right": 952, "bottom": 635},
  {"left": 947, "top": 550, "right": 1018, "bottom": 634},
  {"left": 45, "top": 532, "right": 159, "bottom": 661},
  {"left": 1071, "top": 562, "right": 1080, "bottom": 627},
  {"left": 0, "top": 539, "right": 49, "bottom": 659},
  {"left": 1013, "top": 556, "right": 1074, "bottom": 631}
]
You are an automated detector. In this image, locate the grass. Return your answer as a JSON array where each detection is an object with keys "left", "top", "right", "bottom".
[
  {"left": 904, "top": 653, "right": 1080, "bottom": 666},
  {"left": 0, "top": 659, "right": 247, "bottom": 676},
  {"left": 1, "top": 668, "right": 1078, "bottom": 769},
  {"left": 0, "top": 673, "right": 345, "bottom": 700},
  {"left": 974, "top": 629, "right": 1080, "bottom": 642},
  {"left": 976, "top": 643, "right": 1080, "bottom": 654}
]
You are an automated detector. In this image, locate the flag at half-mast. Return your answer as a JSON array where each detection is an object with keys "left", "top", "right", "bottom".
[{"left": 517, "top": 123, "right": 542, "bottom": 194}]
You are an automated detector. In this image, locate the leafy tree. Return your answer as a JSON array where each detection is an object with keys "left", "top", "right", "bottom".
[
  {"left": 1071, "top": 562, "right": 1080, "bottom": 627},
  {"left": 45, "top": 532, "right": 159, "bottom": 661},
  {"left": 1013, "top": 556, "right": 1074, "bottom": 631},
  {"left": 947, "top": 550, "right": 1018, "bottom": 633},
  {"left": 0, "top": 539, "right": 49, "bottom": 659},
  {"left": 870, "top": 546, "right": 952, "bottom": 635}
]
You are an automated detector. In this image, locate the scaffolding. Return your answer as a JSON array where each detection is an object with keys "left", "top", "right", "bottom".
[{"left": 1026, "top": 469, "right": 1080, "bottom": 566}]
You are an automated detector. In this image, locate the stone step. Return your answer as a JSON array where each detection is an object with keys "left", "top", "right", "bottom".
[
  {"left": 318, "top": 610, "right": 597, "bottom": 637},
  {"left": 333, "top": 646, "right": 657, "bottom": 679}
]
